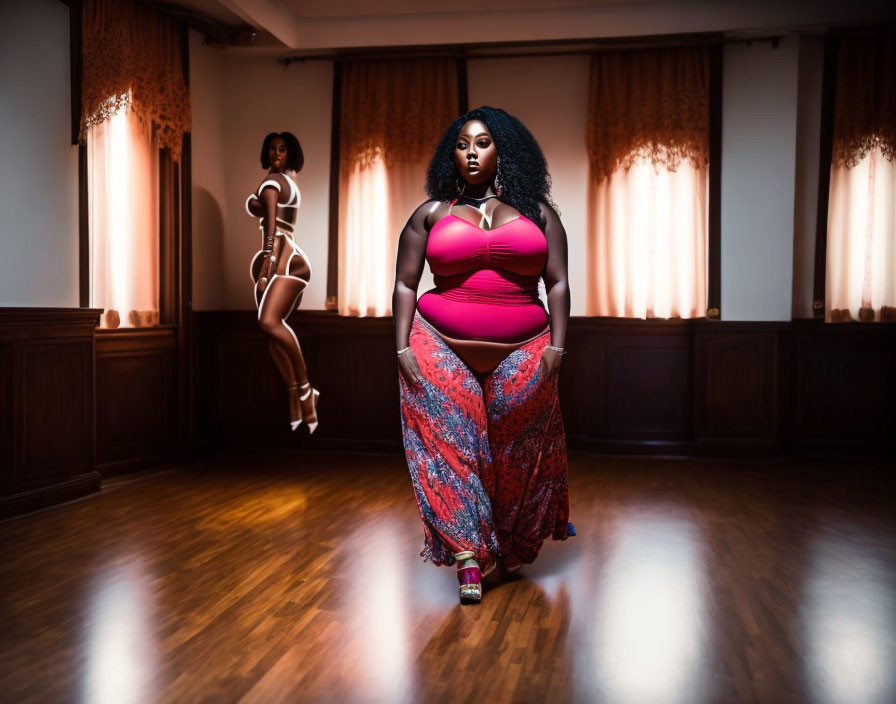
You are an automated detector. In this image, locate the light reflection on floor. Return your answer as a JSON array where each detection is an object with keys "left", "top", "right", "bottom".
[
  {"left": 589, "top": 506, "right": 708, "bottom": 704},
  {"left": 344, "top": 519, "right": 416, "bottom": 704},
  {"left": 81, "top": 558, "right": 157, "bottom": 704},
  {"left": 802, "top": 522, "right": 896, "bottom": 704}
]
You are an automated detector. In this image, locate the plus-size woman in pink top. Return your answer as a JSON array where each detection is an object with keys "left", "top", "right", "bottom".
[{"left": 393, "top": 107, "right": 574, "bottom": 604}]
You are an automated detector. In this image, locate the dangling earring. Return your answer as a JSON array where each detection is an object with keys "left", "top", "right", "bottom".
[
  {"left": 494, "top": 156, "right": 503, "bottom": 197},
  {"left": 456, "top": 177, "right": 466, "bottom": 196}
]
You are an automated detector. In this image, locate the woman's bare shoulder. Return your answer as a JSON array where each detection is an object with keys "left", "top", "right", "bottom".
[
  {"left": 407, "top": 199, "right": 449, "bottom": 232},
  {"left": 256, "top": 171, "right": 287, "bottom": 194},
  {"left": 538, "top": 201, "right": 561, "bottom": 224}
]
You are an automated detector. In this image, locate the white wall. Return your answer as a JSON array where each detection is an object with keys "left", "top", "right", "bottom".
[
  {"left": 190, "top": 36, "right": 332, "bottom": 310},
  {"left": 468, "top": 56, "right": 592, "bottom": 316},
  {"left": 0, "top": 0, "right": 79, "bottom": 307},
  {"left": 189, "top": 31, "right": 228, "bottom": 311},
  {"left": 720, "top": 37, "right": 800, "bottom": 321}
]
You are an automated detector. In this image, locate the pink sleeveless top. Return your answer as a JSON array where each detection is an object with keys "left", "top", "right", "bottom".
[{"left": 417, "top": 205, "right": 549, "bottom": 343}]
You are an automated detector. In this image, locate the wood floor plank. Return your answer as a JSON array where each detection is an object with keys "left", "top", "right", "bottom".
[{"left": 1, "top": 451, "right": 895, "bottom": 703}]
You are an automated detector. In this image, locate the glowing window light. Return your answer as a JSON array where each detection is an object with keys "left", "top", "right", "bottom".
[
  {"left": 343, "top": 157, "right": 391, "bottom": 317},
  {"left": 87, "top": 94, "right": 159, "bottom": 327},
  {"left": 826, "top": 147, "right": 896, "bottom": 320},
  {"left": 591, "top": 156, "right": 707, "bottom": 319}
]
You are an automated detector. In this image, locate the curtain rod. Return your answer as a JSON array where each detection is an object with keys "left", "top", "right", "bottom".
[{"left": 278, "top": 33, "right": 785, "bottom": 66}]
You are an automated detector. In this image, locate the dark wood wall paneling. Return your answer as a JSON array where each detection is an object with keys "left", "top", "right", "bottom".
[
  {"left": 0, "top": 312, "right": 183, "bottom": 518},
  {"left": 0, "top": 309, "right": 101, "bottom": 518},
  {"left": 3, "top": 309, "right": 890, "bottom": 518},
  {"left": 193, "top": 312, "right": 399, "bottom": 452},
  {"left": 95, "top": 328, "right": 178, "bottom": 475},
  {"left": 193, "top": 312, "right": 896, "bottom": 458},
  {"left": 790, "top": 321, "right": 896, "bottom": 453},
  {"left": 561, "top": 319, "right": 692, "bottom": 453},
  {"left": 695, "top": 324, "right": 785, "bottom": 452}
]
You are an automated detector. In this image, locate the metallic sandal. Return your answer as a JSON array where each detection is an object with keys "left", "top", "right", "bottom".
[{"left": 454, "top": 551, "right": 495, "bottom": 604}]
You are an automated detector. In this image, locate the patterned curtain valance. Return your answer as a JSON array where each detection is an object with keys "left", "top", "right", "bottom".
[
  {"left": 339, "top": 58, "right": 458, "bottom": 172},
  {"left": 832, "top": 36, "right": 896, "bottom": 168},
  {"left": 587, "top": 46, "right": 710, "bottom": 182},
  {"left": 80, "top": 0, "right": 190, "bottom": 161}
]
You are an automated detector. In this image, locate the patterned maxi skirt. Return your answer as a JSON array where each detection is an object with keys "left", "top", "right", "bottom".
[{"left": 400, "top": 315, "right": 570, "bottom": 567}]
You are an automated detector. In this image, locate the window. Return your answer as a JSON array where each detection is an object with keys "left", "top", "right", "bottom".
[
  {"left": 585, "top": 47, "right": 714, "bottom": 319},
  {"left": 823, "top": 36, "right": 896, "bottom": 322},
  {"left": 588, "top": 155, "right": 708, "bottom": 319},
  {"left": 87, "top": 102, "right": 160, "bottom": 327},
  {"left": 336, "top": 59, "right": 459, "bottom": 316},
  {"left": 827, "top": 148, "right": 896, "bottom": 321},
  {"left": 78, "top": 0, "right": 189, "bottom": 327}
]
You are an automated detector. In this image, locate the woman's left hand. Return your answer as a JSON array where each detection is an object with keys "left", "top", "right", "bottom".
[
  {"left": 539, "top": 346, "right": 564, "bottom": 382},
  {"left": 256, "top": 254, "right": 274, "bottom": 295}
]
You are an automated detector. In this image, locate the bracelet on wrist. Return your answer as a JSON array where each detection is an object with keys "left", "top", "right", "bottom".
[
  {"left": 397, "top": 346, "right": 411, "bottom": 357},
  {"left": 546, "top": 345, "right": 566, "bottom": 355}
]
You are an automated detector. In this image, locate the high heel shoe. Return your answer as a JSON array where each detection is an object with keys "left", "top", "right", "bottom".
[
  {"left": 298, "top": 381, "right": 320, "bottom": 434},
  {"left": 454, "top": 551, "right": 495, "bottom": 604},
  {"left": 287, "top": 383, "right": 302, "bottom": 431}
]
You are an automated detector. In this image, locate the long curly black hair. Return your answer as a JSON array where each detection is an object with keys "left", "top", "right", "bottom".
[{"left": 425, "top": 106, "right": 556, "bottom": 229}]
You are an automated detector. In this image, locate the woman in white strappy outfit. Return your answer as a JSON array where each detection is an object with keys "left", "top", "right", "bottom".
[{"left": 246, "top": 131, "right": 319, "bottom": 433}]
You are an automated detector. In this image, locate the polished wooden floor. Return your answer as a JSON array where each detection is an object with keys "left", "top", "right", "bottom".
[{"left": 2, "top": 451, "right": 895, "bottom": 704}]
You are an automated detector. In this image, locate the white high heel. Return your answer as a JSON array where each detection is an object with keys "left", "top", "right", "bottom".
[
  {"left": 288, "top": 383, "right": 302, "bottom": 431},
  {"left": 299, "top": 382, "right": 320, "bottom": 435}
]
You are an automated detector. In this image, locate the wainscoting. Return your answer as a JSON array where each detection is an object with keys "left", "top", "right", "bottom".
[
  {"left": 2, "top": 309, "right": 891, "bottom": 518},
  {"left": 95, "top": 327, "right": 178, "bottom": 475},
  {"left": 193, "top": 312, "right": 895, "bottom": 458},
  {"left": 789, "top": 320, "right": 896, "bottom": 454},
  {"left": 192, "top": 312, "right": 398, "bottom": 451},
  {"left": 0, "top": 310, "right": 183, "bottom": 518},
  {"left": 0, "top": 308, "right": 101, "bottom": 518},
  {"left": 559, "top": 319, "right": 790, "bottom": 456}
]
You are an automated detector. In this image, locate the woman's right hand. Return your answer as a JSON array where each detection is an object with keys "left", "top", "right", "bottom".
[{"left": 398, "top": 349, "right": 424, "bottom": 387}]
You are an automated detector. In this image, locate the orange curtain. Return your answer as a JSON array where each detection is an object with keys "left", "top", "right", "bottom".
[
  {"left": 337, "top": 59, "right": 457, "bottom": 317},
  {"left": 826, "top": 36, "right": 896, "bottom": 322},
  {"left": 80, "top": 0, "right": 190, "bottom": 161},
  {"left": 80, "top": 0, "right": 187, "bottom": 326},
  {"left": 585, "top": 47, "right": 709, "bottom": 318}
]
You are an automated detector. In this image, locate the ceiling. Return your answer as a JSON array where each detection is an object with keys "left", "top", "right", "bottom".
[
  {"left": 174, "top": 0, "right": 896, "bottom": 51},
  {"left": 276, "top": 0, "right": 651, "bottom": 19}
]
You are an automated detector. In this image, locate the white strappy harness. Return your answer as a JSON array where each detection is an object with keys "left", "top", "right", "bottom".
[{"left": 247, "top": 173, "right": 313, "bottom": 312}]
